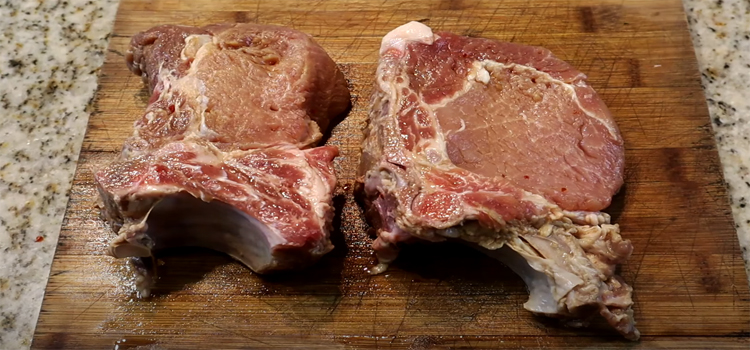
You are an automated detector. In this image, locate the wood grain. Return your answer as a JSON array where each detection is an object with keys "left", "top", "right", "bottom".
[{"left": 33, "top": 0, "right": 750, "bottom": 349}]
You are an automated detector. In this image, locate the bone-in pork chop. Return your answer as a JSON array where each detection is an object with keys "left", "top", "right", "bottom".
[
  {"left": 358, "top": 22, "right": 637, "bottom": 340},
  {"left": 125, "top": 23, "right": 351, "bottom": 153},
  {"left": 95, "top": 23, "right": 350, "bottom": 295}
]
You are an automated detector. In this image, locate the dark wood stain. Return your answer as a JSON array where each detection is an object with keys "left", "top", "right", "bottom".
[
  {"left": 31, "top": 332, "right": 68, "bottom": 349},
  {"left": 597, "top": 5, "right": 625, "bottom": 31},
  {"left": 663, "top": 147, "right": 687, "bottom": 183},
  {"left": 628, "top": 58, "right": 642, "bottom": 88},
  {"left": 579, "top": 5, "right": 624, "bottom": 33},
  {"left": 579, "top": 6, "right": 596, "bottom": 32},
  {"left": 233, "top": 11, "right": 251, "bottom": 23},
  {"left": 697, "top": 254, "right": 723, "bottom": 294},
  {"left": 441, "top": 0, "right": 469, "bottom": 11}
]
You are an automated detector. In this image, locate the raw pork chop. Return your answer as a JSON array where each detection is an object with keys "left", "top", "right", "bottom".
[
  {"left": 358, "top": 22, "right": 638, "bottom": 340},
  {"left": 95, "top": 23, "right": 350, "bottom": 294},
  {"left": 124, "top": 23, "right": 351, "bottom": 153}
]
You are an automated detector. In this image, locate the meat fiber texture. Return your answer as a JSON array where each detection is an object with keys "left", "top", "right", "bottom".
[
  {"left": 358, "top": 22, "right": 638, "bottom": 340},
  {"left": 95, "top": 23, "right": 350, "bottom": 296}
]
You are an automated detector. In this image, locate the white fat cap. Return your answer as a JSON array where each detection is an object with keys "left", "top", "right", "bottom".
[
  {"left": 180, "top": 34, "right": 213, "bottom": 61},
  {"left": 380, "top": 21, "right": 434, "bottom": 55}
]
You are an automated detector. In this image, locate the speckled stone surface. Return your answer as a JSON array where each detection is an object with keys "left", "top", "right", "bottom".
[
  {"left": 684, "top": 0, "right": 750, "bottom": 277},
  {"left": 0, "top": 0, "right": 748, "bottom": 349},
  {"left": 0, "top": 0, "right": 118, "bottom": 349}
]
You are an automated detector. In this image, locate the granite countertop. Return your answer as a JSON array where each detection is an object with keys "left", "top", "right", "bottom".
[
  {"left": 0, "top": 1, "right": 119, "bottom": 348},
  {"left": 0, "top": 0, "right": 748, "bottom": 348},
  {"left": 685, "top": 0, "right": 750, "bottom": 274}
]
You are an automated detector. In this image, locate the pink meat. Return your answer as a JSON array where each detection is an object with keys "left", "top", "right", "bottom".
[
  {"left": 125, "top": 24, "right": 351, "bottom": 153},
  {"left": 359, "top": 22, "right": 637, "bottom": 340},
  {"left": 398, "top": 31, "right": 624, "bottom": 212},
  {"left": 96, "top": 23, "right": 350, "bottom": 295}
]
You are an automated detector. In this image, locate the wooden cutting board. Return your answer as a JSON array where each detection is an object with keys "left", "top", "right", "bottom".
[{"left": 32, "top": 0, "right": 750, "bottom": 348}]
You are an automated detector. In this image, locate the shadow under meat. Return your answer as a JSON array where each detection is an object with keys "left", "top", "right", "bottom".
[
  {"left": 387, "top": 241, "right": 626, "bottom": 339},
  {"left": 317, "top": 95, "right": 355, "bottom": 146},
  {"left": 141, "top": 248, "right": 233, "bottom": 297},
  {"left": 606, "top": 182, "right": 627, "bottom": 223},
  {"left": 141, "top": 194, "right": 349, "bottom": 299},
  {"left": 257, "top": 193, "right": 348, "bottom": 291}
]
